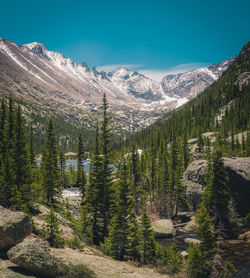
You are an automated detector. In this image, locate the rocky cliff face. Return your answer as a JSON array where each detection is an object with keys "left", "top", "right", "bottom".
[{"left": 161, "top": 58, "right": 234, "bottom": 99}]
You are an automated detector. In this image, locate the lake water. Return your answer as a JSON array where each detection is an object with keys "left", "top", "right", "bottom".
[{"left": 36, "top": 159, "right": 116, "bottom": 173}]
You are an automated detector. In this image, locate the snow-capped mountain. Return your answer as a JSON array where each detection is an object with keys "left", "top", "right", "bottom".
[
  {"left": 108, "top": 67, "right": 164, "bottom": 101},
  {"left": 161, "top": 58, "right": 234, "bottom": 99},
  {"left": 0, "top": 38, "right": 233, "bottom": 133}
]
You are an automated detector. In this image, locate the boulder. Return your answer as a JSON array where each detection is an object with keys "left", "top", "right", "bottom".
[
  {"left": 181, "top": 251, "right": 188, "bottom": 258},
  {"left": 182, "top": 160, "right": 207, "bottom": 211},
  {"left": 238, "top": 231, "right": 250, "bottom": 242},
  {"left": 152, "top": 219, "right": 175, "bottom": 238},
  {"left": 0, "top": 206, "right": 32, "bottom": 250},
  {"left": 223, "top": 157, "right": 250, "bottom": 216},
  {"left": 184, "top": 238, "right": 200, "bottom": 244},
  {"left": 183, "top": 157, "right": 250, "bottom": 216},
  {"left": 7, "top": 238, "right": 59, "bottom": 277}
]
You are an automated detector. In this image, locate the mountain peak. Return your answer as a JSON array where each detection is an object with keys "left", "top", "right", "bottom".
[
  {"left": 23, "top": 42, "right": 50, "bottom": 60},
  {"left": 23, "top": 42, "right": 47, "bottom": 50}
]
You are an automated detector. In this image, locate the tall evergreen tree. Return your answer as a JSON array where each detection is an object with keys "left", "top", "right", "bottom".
[
  {"left": 1, "top": 99, "right": 16, "bottom": 207},
  {"left": 29, "top": 125, "right": 36, "bottom": 168},
  {"left": 197, "top": 128, "right": 204, "bottom": 153},
  {"left": 76, "top": 134, "right": 86, "bottom": 192},
  {"left": 41, "top": 119, "right": 60, "bottom": 205},
  {"left": 131, "top": 145, "right": 140, "bottom": 214},
  {"left": 59, "top": 150, "right": 68, "bottom": 188},
  {"left": 100, "top": 93, "right": 114, "bottom": 240},
  {"left": 203, "top": 150, "right": 230, "bottom": 232},
  {"left": 186, "top": 204, "right": 216, "bottom": 278},
  {"left": 140, "top": 210, "right": 157, "bottom": 264},
  {"left": 82, "top": 123, "right": 102, "bottom": 245},
  {"left": 14, "top": 105, "right": 31, "bottom": 208},
  {"left": 43, "top": 207, "right": 63, "bottom": 247},
  {"left": 128, "top": 212, "right": 141, "bottom": 261},
  {"left": 182, "top": 127, "right": 190, "bottom": 170},
  {"left": 101, "top": 161, "right": 133, "bottom": 260}
]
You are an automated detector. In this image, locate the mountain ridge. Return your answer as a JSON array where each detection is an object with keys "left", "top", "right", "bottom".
[{"left": 0, "top": 37, "right": 234, "bottom": 148}]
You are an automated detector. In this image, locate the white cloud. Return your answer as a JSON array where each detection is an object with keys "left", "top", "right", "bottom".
[
  {"left": 140, "top": 63, "right": 209, "bottom": 81},
  {"left": 96, "top": 64, "right": 141, "bottom": 72},
  {"left": 139, "top": 70, "right": 170, "bottom": 81}
]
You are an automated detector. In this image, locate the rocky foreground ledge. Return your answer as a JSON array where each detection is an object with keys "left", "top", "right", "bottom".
[{"left": 0, "top": 206, "right": 169, "bottom": 278}]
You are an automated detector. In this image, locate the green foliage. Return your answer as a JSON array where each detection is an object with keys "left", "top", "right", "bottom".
[
  {"left": 127, "top": 212, "right": 141, "bottom": 261},
  {"left": 186, "top": 243, "right": 212, "bottom": 278},
  {"left": 100, "top": 93, "right": 114, "bottom": 240},
  {"left": 0, "top": 99, "right": 33, "bottom": 211},
  {"left": 186, "top": 203, "right": 216, "bottom": 278},
  {"left": 195, "top": 203, "right": 216, "bottom": 257},
  {"left": 162, "top": 243, "right": 183, "bottom": 273},
  {"left": 67, "top": 234, "right": 84, "bottom": 251},
  {"left": 101, "top": 161, "right": 134, "bottom": 260},
  {"left": 76, "top": 134, "right": 86, "bottom": 193},
  {"left": 42, "top": 207, "right": 64, "bottom": 248},
  {"left": 224, "top": 261, "right": 238, "bottom": 278},
  {"left": 56, "top": 263, "right": 96, "bottom": 278},
  {"left": 203, "top": 150, "right": 230, "bottom": 231},
  {"left": 140, "top": 209, "right": 157, "bottom": 264},
  {"left": 82, "top": 94, "right": 114, "bottom": 244},
  {"left": 41, "top": 119, "right": 61, "bottom": 205}
]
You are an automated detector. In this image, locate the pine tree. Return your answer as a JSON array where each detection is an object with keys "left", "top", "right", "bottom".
[
  {"left": 101, "top": 161, "right": 133, "bottom": 260},
  {"left": 59, "top": 150, "right": 68, "bottom": 188},
  {"left": 43, "top": 207, "right": 63, "bottom": 247},
  {"left": 0, "top": 99, "right": 16, "bottom": 208},
  {"left": 164, "top": 243, "right": 182, "bottom": 273},
  {"left": 14, "top": 105, "right": 32, "bottom": 208},
  {"left": 140, "top": 209, "right": 157, "bottom": 264},
  {"left": 196, "top": 203, "right": 216, "bottom": 258},
  {"left": 76, "top": 134, "right": 86, "bottom": 193},
  {"left": 197, "top": 128, "right": 204, "bottom": 153},
  {"left": 100, "top": 93, "right": 114, "bottom": 240},
  {"left": 128, "top": 212, "right": 141, "bottom": 261},
  {"left": 29, "top": 125, "right": 36, "bottom": 168},
  {"left": 82, "top": 123, "right": 102, "bottom": 245},
  {"left": 203, "top": 150, "right": 230, "bottom": 232},
  {"left": 76, "top": 158, "right": 86, "bottom": 194},
  {"left": 182, "top": 127, "right": 190, "bottom": 170},
  {"left": 131, "top": 145, "right": 140, "bottom": 214},
  {"left": 0, "top": 99, "right": 7, "bottom": 206},
  {"left": 186, "top": 243, "right": 211, "bottom": 278},
  {"left": 186, "top": 204, "right": 216, "bottom": 278},
  {"left": 41, "top": 119, "right": 60, "bottom": 205}
]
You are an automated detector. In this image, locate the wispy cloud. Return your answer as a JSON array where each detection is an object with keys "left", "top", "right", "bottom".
[
  {"left": 96, "top": 62, "right": 210, "bottom": 81},
  {"left": 96, "top": 64, "right": 141, "bottom": 72},
  {"left": 140, "top": 63, "right": 209, "bottom": 81}
]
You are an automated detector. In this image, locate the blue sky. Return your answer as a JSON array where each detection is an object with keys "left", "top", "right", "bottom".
[{"left": 1, "top": 0, "right": 249, "bottom": 80}]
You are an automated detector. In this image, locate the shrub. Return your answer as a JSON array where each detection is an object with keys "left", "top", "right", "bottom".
[{"left": 56, "top": 263, "right": 96, "bottom": 278}]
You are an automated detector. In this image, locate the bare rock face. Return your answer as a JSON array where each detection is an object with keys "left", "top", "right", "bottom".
[
  {"left": 183, "top": 157, "right": 250, "bottom": 216},
  {"left": 7, "top": 238, "right": 59, "bottom": 277},
  {"left": 182, "top": 160, "right": 207, "bottom": 211},
  {"left": 0, "top": 206, "right": 32, "bottom": 250}
]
